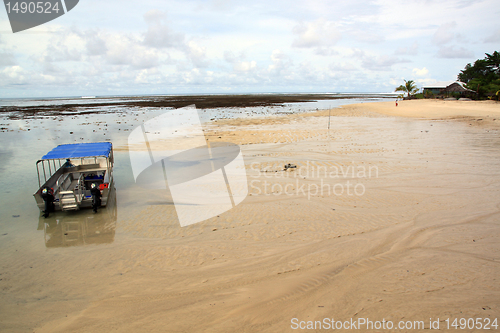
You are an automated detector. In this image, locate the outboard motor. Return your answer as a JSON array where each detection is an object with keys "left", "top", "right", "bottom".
[
  {"left": 41, "top": 187, "right": 55, "bottom": 218},
  {"left": 90, "top": 183, "right": 102, "bottom": 213}
]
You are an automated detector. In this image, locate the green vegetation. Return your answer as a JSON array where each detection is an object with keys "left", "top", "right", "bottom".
[
  {"left": 458, "top": 51, "right": 500, "bottom": 99},
  {"left": 423, "top": 90, "right": 434, "bottom": 99},
  {"left": 394, "top": 80, "right": 419, "bottom": 99}
]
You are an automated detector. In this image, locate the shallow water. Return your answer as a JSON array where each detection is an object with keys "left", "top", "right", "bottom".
[{"left": 1, "top": 98, "right": 379, "bottom": 243}]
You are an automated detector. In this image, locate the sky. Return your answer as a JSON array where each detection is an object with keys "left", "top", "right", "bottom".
[{"left": 0, "top": 0, "right": 499, "bottom": 98}]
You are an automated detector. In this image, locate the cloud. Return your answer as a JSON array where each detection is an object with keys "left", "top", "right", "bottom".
[
  {"left": 353, "top": 49, "right": 410, "bottom": 71},
  {"left": 37, "top": 30, "right": 86, "bottom": 63},
  {"left": 395, "top": 41, "right": 418, "bottom": 55},
  {"left": 105, "top": 34, "right": 160, "bottom": 69},
  {"left": 142, "top": 10, "right": 185, "bottom": 49},
  {"left": 223, "top": 51, "right": 239, "bottom": 63},
  {"left": 415, "top": 78, "right": 438, "bottom": 87},
  {"left": 141, "top": 10, "right": 208, "bottom": 69},
  {"left": 33, "top": 23, "right": 171, "bottom": 71},
  {"left": 412, "top": 67, "right": 428, "bottom": 76},
  {"left": 187, "top": 41, "right": 209, "bottom": 68},
  {"left": 210, "top": 0, "right": 232, "bottom": 11},
  {"left": 266, "top": 49, "right": 293, "bottom": 79},
  {"left": 223, "top": 50, "right": 257, "bottom": 73},
  {"left": 0, "top": 66, "right": 28, "bottom": 85},
  {"left": 143, "top": 9, "right": 167, "bottom": 24},
  {"left": 314, "top": 48, "right": 339, "bottom": 56},
  {"left": 134, "top": 68, "right": 161, "bottom": 84},
  {"left": 181, "top": 68, "right": 215, "bottom": 85},
  {"left": 329, "top": 62, "right": 358, "bottom": 72},
  {"left": 84, "top": 30, "right": 108, "bottom": 56},
  {"left": 0, "top": 66, "right": 58, "bottom": 87},
  {"left": 297, "top": 61, "right": 319, "bottom": 81},
  {"left": 437, "top": 46, "right": 474, "bottom": 59},
  {"left": 484, "top": 29, "right": 500, "bottom": 43},
  {"left": 347, "top": 30, "right": 384, "bottom": 44},
  {"left": 0, "top": 52, "right": 16, "bottom": 66},
  {"left": 433, "top": 22, "right": 458, "bottom": 45},
  {"left": 292, "top": 19, "right": 341, "bottom": 51},
  {"left": 234, "top": 61, "right": 257, "bottom": 72},
  {"left": 363, "top": 55, "right": 409, "bottom": 71},
  {"left": 2, "top": 0, "right": 499, "bottom": 97}
]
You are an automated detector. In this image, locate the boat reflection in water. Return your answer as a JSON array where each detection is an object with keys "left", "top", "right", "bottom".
[{"left": 37, "top": 186, "right": 117, "bottom": 248}]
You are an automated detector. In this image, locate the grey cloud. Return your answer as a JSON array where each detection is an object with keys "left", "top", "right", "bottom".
[
  {"left": 314, "top": 48, "right": 339, "bottom": 56},
  {"left": 297, "top": 61, "right": 319, "bottom": 81},
  {"left": 485, "top": 29, "right": 500, "bottom": 43},
  {"left": 361, "top": 55, "right": 410, "bottom": 71},
  {"left": 437, "top": 46, "right": 473, "bottom": 59},
  {"left": 223, "top": 50, "right": 247, "bottom": 64},
  {"left": 85, "top": 31, "right": 108, "bottom": 56},
  {"left": 142, "top": 10, "right": 185, "bottom": 49},
  {"left": 141, "top": 9, "right": 207, "bottom": 69},
  {"left": 41, "top": 62, "right": 66, "bottom": 74},
  {"left": 395, "top": 41, "right": 418, "bottom": 56},
  {"left": 130, "top": 52, "right": 160, "bottom": 69},
  {"left": 433, "top": 22, "right": 457, "bottom": 45},
  {"left": 210, "top": 0, "right": 233, "bottom": 11},
  {"left": 0, "top": 52, "right": 16, "bottom": 66},
  {"left": 224, "top": 51, "right": 237, "bottom": 63},
  {"left": 41, "top": 43, "right": 83, "bottom": 63},
  {"left": 143, "top": 9, "right": 167, "bottom": 24}
]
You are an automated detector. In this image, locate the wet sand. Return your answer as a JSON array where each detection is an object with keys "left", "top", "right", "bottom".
[{"left": 1, "top": 100, "right": 499, "bottom": 332}]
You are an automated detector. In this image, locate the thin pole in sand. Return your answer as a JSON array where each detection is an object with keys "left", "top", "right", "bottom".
[
  {"left": 328, "top": 106, "right": 332, "bottom": 152},
  {"left": 328, "top": 107, "right": 331, "bottom": 130}
]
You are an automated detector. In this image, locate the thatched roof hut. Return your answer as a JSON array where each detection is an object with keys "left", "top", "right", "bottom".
[
  {"left": 423, "top": 81, "right": 477, "bottom": 97},
  {"left": 442, "top": 82, "right": 476, "bottom": 94}
]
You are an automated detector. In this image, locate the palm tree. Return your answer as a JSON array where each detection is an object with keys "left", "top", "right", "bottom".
[
  {"left": 485, "top": 51, "right": 500, "bottom": 75},
  {"left": 395, "top": 80, "right": 419, "bottom": 99}
]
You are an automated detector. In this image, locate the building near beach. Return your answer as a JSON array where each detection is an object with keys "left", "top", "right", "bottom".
[{"left": 423, "top": 81, "right": 476, "bottom": 98}]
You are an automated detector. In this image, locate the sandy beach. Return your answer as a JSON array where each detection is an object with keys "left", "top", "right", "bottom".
[{"left": 1, "top": 99, "right": 499, "bottom": 332}]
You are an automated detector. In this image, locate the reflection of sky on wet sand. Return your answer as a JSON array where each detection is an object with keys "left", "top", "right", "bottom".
[{"left": 2, "top": 98, "right": 369, "bottom": 247}]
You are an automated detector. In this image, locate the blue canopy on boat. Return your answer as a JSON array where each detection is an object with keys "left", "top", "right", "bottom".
[{"left": 41, "top": 142, "right": 112, "bottom": 160}]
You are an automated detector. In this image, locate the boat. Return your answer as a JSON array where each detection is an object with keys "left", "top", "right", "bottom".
[{"left": 34, "top": 142, "right": 114, "bottom": 217}]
